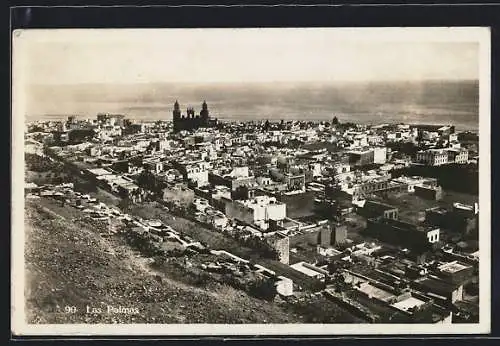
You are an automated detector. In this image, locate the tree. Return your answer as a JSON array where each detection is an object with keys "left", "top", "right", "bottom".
[
  {"left": 248, "top": 277, "right": 277, "bottom": 301},
  {"left": 119, "top": 197, "right": 131, "bottom": 212},
  {"left": 332, "top": 116, "right": 339, "bottom": 125}
]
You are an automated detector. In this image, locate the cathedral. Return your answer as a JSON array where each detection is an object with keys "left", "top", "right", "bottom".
[{"left": 172, "top": 100, "right": 217, "bottom": 133}]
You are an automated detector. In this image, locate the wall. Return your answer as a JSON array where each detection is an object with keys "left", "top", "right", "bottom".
[
  {"left": 267, "top": 236, "right": 290, "bottom": 265},
  {"left": 208, "top": 172, "right": 230, "bottom": 188},
  {"left": 426, "top": 229, "right": 440, "bottom": 243},
  {"left": 426, "top": 209, "right": 477, "bottom": 235},
  {"left": 332, "top": 225, "right": 347, "bottom": 245},
  {"left": 266, "top": 203, "right": 287, "bottom": 221},
  {"left": 231, "top": 176, "right": 257, "bottom": 191},
  {"left": 187, "top": 170, "right": 209, "bottom": 187},
  {"left": 350, "top": 151, "right": 374, "bottom": 166},
  {"left": 439, "top": 266, "right": 474, "bottom": 285},
  {"left": 276, "top": 190, "right": 316, "bottom": 218},
  {"left": 286, "top": 174, "right": 306, "bottom": 190},
  {"left": 288, "top": 228, "right": 322, "bottom": 247},
  {"left": 320, "top": 227, "right": 332, "bottom": 247},
  {"left": 359, "top": 202, "right": 399, "bottom": 220},
  {"left": 365, "top": 218, "right": 430, "bottom": 252},
  {"left": 451, "top": 285, "right": 464, "bottom": 303},
  {"left": 373, "top": 147, "right": 387, "bottom": 164},
  {"left": 231, "top": 166, "right": 249, "bottom": 178},
  {"left": 225, "top": 201, "right": 255, "bottom": 224},
  {"left": 25, "top": 171, "right": 70, "bottom": 184},
  {"left": 209, "top": 173, "right": 256, "bottom": 191},
  {"left": 415, "top": 185, "right": 443, "bottom": 201}
]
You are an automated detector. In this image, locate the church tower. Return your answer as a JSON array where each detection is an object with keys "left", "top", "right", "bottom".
[
  {"left": 173, "top": 100, "right": 181, "bottom": 119},
  {"left": 200, "top": 100, "right": 209, "bottom": 126},
  {"left": 173, "top": 100, "right": 181, "bottom": 132}
]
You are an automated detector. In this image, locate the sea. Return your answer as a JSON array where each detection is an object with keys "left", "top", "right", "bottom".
[{"left": 24, "top": 80, "right": 479, "bottom": 132}]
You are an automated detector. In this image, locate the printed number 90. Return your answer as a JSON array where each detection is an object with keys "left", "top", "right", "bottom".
[{"left": 64, "top": 306, "right": 77, "bottom": 313}]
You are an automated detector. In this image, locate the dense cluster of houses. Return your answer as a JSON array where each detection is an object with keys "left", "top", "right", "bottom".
[{"left": 24, "top": 114, "right": 480, "bottom": 323}]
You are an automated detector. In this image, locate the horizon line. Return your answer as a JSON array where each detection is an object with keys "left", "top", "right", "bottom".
[{"left": 27, "top": 79, "right": 480, "bottom": 87}]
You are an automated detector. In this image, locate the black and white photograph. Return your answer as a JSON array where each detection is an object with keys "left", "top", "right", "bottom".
[{"left": 11, "top": 26, "right": 491, "bottom": 335}]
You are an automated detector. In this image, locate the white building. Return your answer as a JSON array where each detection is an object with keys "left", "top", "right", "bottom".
[
  {"left": 446, "top": 148, "right": 469, "bottom": 164},
  {"left": 392, "top": 176, "right": 437, "bottom": 193},
  {"left": 373, "top": 147, "right": 387, "bottom": 164},
  {"left": 331, "top": 163, "right": 351, "bottom": 175},
  {"left": 224, "top": 195, "right": 286, "bottom": 226},
  {"left": 184, "top": 164, "right": 209, "bottom": 187},
  {"left": 426, "top": 228, "right": 440, "bottom": 243},
  {"left": 416, "top": 149, "right": 449, "bottom": 166},
  {"left": 290, "top": 262, "right": 328, "bottom": 281},
  {"left": 228, "top": 166, "right": 250, "bottom": 179},
  {"left": 275, "top": 276, "right": 294, "bottom": 297},
  {"left": 193, "top": 198, "right": 210, "bottom": 212},
  {"left": 308, "top": 162, "right": 323, "bottom": 177},
  {"left": 422, "top": 131, "right": 439, "bottom": 141},
  {"left": 143, "top": 159, "right": 164, "bottom": 174}
]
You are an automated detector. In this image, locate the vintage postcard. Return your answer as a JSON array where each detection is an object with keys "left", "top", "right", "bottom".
[{"left": 11, "top": 27, "right": 491, "bottom": 336}]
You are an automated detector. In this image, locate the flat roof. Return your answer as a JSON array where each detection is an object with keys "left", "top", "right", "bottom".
[
  {"left": 453, "top": 203, "right": 475, "bottom": 211},
  {"left": 364, "top": 200, "right": 397, "bottom": 211},
  {"left": 348, "top": 149, "right": 373, "bottom": 155},
  {"left": 416, "top": 277, "right": 459, "bottom": 294},
  {"left": 290, "top": 262, "right": 325, "bottom": 278},
  {"left": 438, "top": 261, "right": 470, "bottom": 274},
  {"left": 391, "top": 297, "right": 426, "bottom": 311},
  {"left": 88, "top": 168, "right": 112, "bottom": 176},
  {"left": 358, "top": 283, "right": 394, "bottom": 301}
]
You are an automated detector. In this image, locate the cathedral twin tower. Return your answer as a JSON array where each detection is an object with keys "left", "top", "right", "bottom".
[{"left": 172, "top": 100, "right": 216, "bottom": 133}]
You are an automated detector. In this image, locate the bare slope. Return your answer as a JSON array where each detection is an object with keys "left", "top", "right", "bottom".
[{"left": 24, "top": 199, "right": 302, "bottom": 324}]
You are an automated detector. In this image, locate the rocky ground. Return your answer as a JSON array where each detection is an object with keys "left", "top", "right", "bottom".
[{"left": 24, "top": 198, "right": 305, "bottom": 324}]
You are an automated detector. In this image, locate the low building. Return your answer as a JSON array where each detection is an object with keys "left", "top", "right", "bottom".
[
  {"left": 392, "top": 176, "right": 438, "bottom": 193},
  {"left": 436, "top": 261, "right": 474, "bottom": 286},
  {"left": 173, "top": 160, "right": 210, "bottom": 187},
  {"left": 416, "top": 149, "right": 449, "bottom": 166},
  {"left": 414, "top": 184, "right": 443, "bottom": 201},
  {"left": 453, "top": 202, "right": 478, "bottom": 219},
  {"left": 446, "top": 148, "right": 469, "bottom": 164},
  {"left": 348, "top": 149, "right": 374, "bottom": 166},
  {"left": 143, "top": 158, "right": 164, "bottom": 174},
  {"left": 283, "top": 222, "right": 346, "bottom": 248},
  {"left": 284, "top": 172, "right": 306, "bottom": 191},
  {"left": 365, "top": 217, "right": 440, "bottom": 251},
  {"left": 290, "top": 261, "right": 328, "bottom": 281},
  {"left": 425, "top": 206, "right": 477, "bottom": 235},
  {"left": 286, "top": 223, "right": 331, "bottom": 247},
  {"left": 352, "top": 179, "right": 407, "bottom": 199},
  {"left": 413, "top": 277, "right": 464, "bottom": 304},
  {"left": 373, "top": 146, "right": 388, "bottom": 164},
  {"left": 224, "top": 195, "right": 286, "bottom": 228},
  {"left": 358, "top": 200, "right": 399, "bottom": 220}
]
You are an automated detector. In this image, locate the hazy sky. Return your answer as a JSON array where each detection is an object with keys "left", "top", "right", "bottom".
[{"left": 14, "top": 28, "right": 482, "bottom": 85}]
